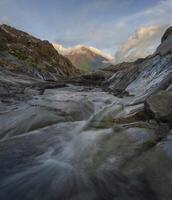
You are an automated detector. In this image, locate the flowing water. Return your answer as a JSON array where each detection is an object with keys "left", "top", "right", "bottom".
[{"left": 0, "top": 85, "right": 156, "bottom": 200}]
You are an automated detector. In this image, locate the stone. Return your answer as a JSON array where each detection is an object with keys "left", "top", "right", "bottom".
[
  {"left": 145, "top": 90, "right": 172, "bottom": 123},
  {"left": 87, "top": 103, "right": 146, "bottom": 129},
  {"left": 24, "top": 87, "right": 41, "bottom": 96},
  {"left": 123, "top": 130, "right": 172, "bottom": 200}
]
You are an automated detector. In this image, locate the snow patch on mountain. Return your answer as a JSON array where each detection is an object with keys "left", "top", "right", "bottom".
[{"left": 53, "top": 43, "right": 113, "bottom": 60}]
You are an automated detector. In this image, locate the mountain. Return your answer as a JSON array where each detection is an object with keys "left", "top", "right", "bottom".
[
  {"left": 0, "top": 24, "right": 80, "bottom": 81},
  {"left": 53, "top": 44, "right": 113, "bottom": 71}
]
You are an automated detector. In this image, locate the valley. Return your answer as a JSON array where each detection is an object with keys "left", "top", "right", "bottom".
[{"left": 0, "top": 24, "right": 172, "bottom": 200}]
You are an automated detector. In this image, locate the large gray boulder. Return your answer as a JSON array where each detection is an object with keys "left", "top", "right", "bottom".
[{"left": 145, "top": 91, "right": 172, "bottom": 123}]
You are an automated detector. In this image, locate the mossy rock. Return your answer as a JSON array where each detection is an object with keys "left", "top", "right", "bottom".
[
  {"left": 26, "top": 57, "right": 37, "bottom": 67},
  {"left": 0, "top": 38, "right": 8, "bottom": 51}
]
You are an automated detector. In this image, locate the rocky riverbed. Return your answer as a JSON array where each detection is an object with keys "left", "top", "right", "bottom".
[{"left": 0, "top": 83, "right": 172, "bottom": 200}]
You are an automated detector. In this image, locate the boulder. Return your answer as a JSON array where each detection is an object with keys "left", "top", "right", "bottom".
[
  {"left": 145, "top": 90, "right": 172, "bottom": 122},
  {"left": 161, "top": 27, "right": 172, "bottom": 43},
  {"left": 156, "top": 27, "right": 172, "bottom": 56}
]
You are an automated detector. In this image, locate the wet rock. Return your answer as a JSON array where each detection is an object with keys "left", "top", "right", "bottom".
[
  {"left": 167, "top": 83, "right": 172, "bottom": 91},
  {"left": 86, "top": 103, "right": 124, "bottom": 128},
  {"left": 123, "top": 130, "right": 172, "bottom": 200},
  {"left": 89, "top": 121, "right": 158, "bottom": 173},
  {"left": 0, "top": 97, "right": 94, "bottom": 139},
  {"left": 24, "top": 87, "right": 41, "bottom": 96},
  {"left": 87, "top": 103, "right": 146, "bottom": 128},
  {"left": 0, "top": 86, "right": 9, "bottom": 96},
  {"left": 145, "top": 90, "right": 172, "bottom": 123},
  {"left": 0, "top": 85, "right": 112, "bottom": 139},
  {"left": 0, "top": 120, "right": 159, "bottom": 200},
  {"left": 0, "top": 104, "right": 67, "bottom": 139}
]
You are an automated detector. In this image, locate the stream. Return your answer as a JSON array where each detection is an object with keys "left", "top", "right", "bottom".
[{"left": 0, "top": 85, "right": 169, "bottom": 200}]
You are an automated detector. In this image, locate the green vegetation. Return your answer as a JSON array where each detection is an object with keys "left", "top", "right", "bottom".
[
  {"left": 26, "top": 57, "right": 37, "bottom": 67},
  {"left": 0, "top": 39, "right": 8, "bottom": 51}
]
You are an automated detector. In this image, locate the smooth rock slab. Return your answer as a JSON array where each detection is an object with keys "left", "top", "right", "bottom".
[{"left": 0, "top": 94, "right": 94, "bottom": 139}]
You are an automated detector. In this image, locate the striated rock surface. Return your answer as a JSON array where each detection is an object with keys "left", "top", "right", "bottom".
[{"left": 104, "top": 27, "right": 172, "bottom": 101}]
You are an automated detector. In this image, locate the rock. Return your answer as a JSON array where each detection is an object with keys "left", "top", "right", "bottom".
[
  {"left": 0, "top": 67, "right": 45, "bottom": 101},
  {"left": 0, "top": 86, "right": 9, "bottom": 96},
  {"left": 161, "top": 27, "right": 172, "bottom": 43},
  {"left": 145, "top": 90, "right": 172, "bottom": 123},
  {"left": 155, "top": 38, "right": 172, "bottom": 56},
  {"left": 87, "top": 121, "right": 158, "bottom": 173},
  {"left": 167, "top": 84, "right": 172, "bottom": 91},
  {"left": 86, "top": 103, "right": 146, "bottom": 129},
  {"left": 24, "top": 87, "right": 41, "bottom": 96},
  {"left": 122, "top": 130, "right": 172, "bottom": 200},
  {"left": 0, "top": 120, "right": 156, "bottom": 200},
  {"left": 154, "top": 26, "right": 172, "bottom": 57},
  {"left": 0, "top": 87, "right": 97, "bottom": 139}
]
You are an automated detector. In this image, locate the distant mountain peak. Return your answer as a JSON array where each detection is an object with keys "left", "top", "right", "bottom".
[
  {"left": 53, "top": 43, "right": 113, "bottom": 60},
  {"left": 53, "top": 43, "right": 113, "bottom": 71}
]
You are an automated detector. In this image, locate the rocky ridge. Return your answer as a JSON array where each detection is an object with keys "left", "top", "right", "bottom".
[{"left": 0, "top": 24, "right": 80, "bottom": 81}]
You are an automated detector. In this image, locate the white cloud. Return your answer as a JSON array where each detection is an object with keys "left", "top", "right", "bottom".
[
  {"left": 113, "top": 25, "right": 168, "bottom": 64},
  {"left": 38, "top": 0, "right": 172, "bottom": 64},
  {"left": 108, "top": 0, "right": 172, "bottom": 63},
  {"left": 59, "top": 0, "right": 172, "bottom": 57}
]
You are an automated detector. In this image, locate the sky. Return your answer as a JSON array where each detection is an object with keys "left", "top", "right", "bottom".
[{"left": 0, "top": 0, "right": 172, "bottom": 63}]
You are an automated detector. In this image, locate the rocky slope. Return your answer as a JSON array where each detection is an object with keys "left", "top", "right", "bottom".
[
  {"left": 0, "top": 24, "right": 80, "bottom": 81},
  {"left": 53, "top": 44, "right": 111, "bottom": 71},
  {"left": 105, "top": 27, "right": 172, "bottom": 101}
]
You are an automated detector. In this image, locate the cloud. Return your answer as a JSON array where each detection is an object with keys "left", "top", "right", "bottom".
[
  {"left": 55, "top": 0, "right": 172, "bottom": 56},
  {"left": 113, "top": 25, "right": 168, "bottom": 64},
  {"left": 42, "top": 0, "right": 172, "bottom": 63},
  {"left": 131, "top": 0, "right": 172, "bottom": 23},
  {"left": 1, "top": 0, "right": 172, "bottom": 58}
]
